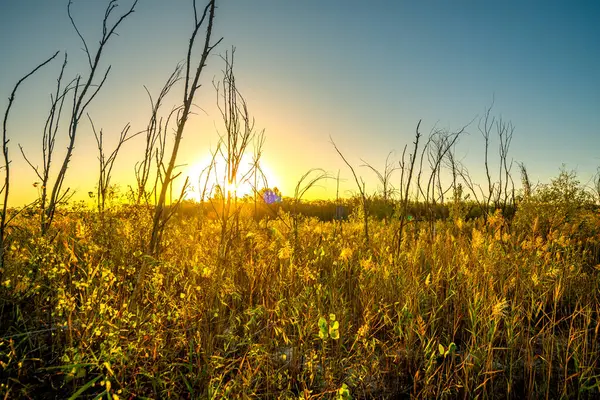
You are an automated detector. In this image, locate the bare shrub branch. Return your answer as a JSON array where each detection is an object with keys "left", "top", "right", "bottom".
[
  {"left": 89, "top": 114, "right": 140, "bottom": 213},
  {"left": 331, "top": 137, "right": 370, "bottom": 245},
  {"left": 1, "top": 51, "right": 59, "bottom": 270},
  {"left": 149, "top": 0, "right": 222, "bottom": 255}
]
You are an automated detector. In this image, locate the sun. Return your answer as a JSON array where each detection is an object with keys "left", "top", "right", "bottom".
[{"left": 184, "top": 153, "right": 280, "bottom": 201}]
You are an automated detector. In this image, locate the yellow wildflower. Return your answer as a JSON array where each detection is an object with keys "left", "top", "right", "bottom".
[{"left": 339, "top": 247, "right": 353, "bottom": 261}]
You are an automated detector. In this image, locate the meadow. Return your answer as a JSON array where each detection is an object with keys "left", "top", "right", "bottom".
[
  {"left": 1, "top": 170, "right": 600, "bottom": 399},
  {"left": 1, "top": 1, "right": 599, "bottom": 398}
]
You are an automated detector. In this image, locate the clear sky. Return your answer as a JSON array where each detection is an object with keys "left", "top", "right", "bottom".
[{"left": 1, "top": 0, "right": 599, "bottom": 205}]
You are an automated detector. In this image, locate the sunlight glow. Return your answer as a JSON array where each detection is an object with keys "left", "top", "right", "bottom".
[{"left": 185, "top": 154, "right": 281, "bottom": 201}]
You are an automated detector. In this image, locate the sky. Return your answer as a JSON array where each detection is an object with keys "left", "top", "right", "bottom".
[{"left": 1, "top": 0, "right": 599, "bottom": 206}]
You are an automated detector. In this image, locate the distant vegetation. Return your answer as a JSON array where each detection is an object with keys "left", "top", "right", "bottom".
[
  {"left": 2, "top": 168, "right": 600, "bottom": 399},
  {"left": 2, "top": 0, "right": 600, "bottom": 399}
]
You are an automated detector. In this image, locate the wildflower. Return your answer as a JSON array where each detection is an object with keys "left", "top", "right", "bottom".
[
  {"left": 488, "top": 209, "right": 504, "bottom": 230},
  {"left": 357, "top": 323, "right": 369, "bottom": 338},
  {"left": 75, "top": 220, "right": 86, "bottom": 239},
  {"left": 532, "top": 216, "right": 539, "bottom": 235},
  {"left": 360, "top": 257, "right": 374, "bottom": 272},
  {"left": 301, "top": 265, "right": 316, "bottom": 284},
  {"left": 339, "top": 247, "right": 353, "bottom": 261},
  {"left": 471, "top": 228, "right": 484, "bottom": 249},
  {"left": 492, "top": 298, "right": 509, "bottom": 319},
  {"left": 278, "top": 243, "right": 292, "bottom": 260}
]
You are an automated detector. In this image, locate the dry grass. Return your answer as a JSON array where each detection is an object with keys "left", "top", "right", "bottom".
[{"left": 1, "top": 203, "right": 599, "bottom": 399}]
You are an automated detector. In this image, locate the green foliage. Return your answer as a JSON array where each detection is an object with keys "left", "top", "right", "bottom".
[
  {"left": 336, "top": 383, "right": 352, "bottom": 400},
  {"left": 318, "top": 314, "right": 340, "bottom": 341},
  {"left": 514, "top": 167, "right": 599, "bottom": 249}
]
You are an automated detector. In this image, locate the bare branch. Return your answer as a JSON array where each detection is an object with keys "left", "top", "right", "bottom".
[
  {"left": 45, "top": 0, "right": 137, "bottom": 232},
  {"left": 331, "top": 137, "right": 370, "bottom": 244},
  {"left": 68, "top": 0, "right": 92, "bottom": 68},
  {"left": 1, "top": 51, "right": 59, "bottom": 268},
  {"left": 150, "top": 0, "right": 221, "bottom": 255}
]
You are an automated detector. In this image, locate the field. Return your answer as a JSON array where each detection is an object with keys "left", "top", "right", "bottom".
[
  {"left": 1, "top": 175, "right": 600, "bottom": 399},
  {"left": 1, "top": 1, "right": 600, "bottom": 398}
]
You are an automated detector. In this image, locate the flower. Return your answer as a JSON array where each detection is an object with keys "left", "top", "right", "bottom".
[
  {"left": 278, "top": 243, "right": 292, "bottom": 260},
  {"left": 339, "top": 247, "right": 353, "bottom": 261}
]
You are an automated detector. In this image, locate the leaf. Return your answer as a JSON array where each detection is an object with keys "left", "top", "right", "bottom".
[
  {"left": 103, "top": 361, "right": 114, "bottom": 376},
  {"left": 318, "top": 317, "right": 328, "bottom": 330},
  {"left": 318, "top": 317, "right": 328, "bottom": 339},
  {"left": 330, "top": 328, "right": 340, "bottom": 340},
  {"left": 329, "top": 313, "right": 336, "bottom": 321},
  {"left": 445, "top": 342, "right": 457, "bottom": 357},
  {"left": 68, "top": 375, "right": 102, "bottom": 400},
  {"left": 328, "top": 319, "right": 340, "bottom": 339},
  {"left": 75, "top": 367, "right": 87, "bottom": 379},
  {"left": 438, "top": 343, "right": 445, "bottom": 356},
  {"left": 336, "top": 383, "right": 352, "bottom": 399}
]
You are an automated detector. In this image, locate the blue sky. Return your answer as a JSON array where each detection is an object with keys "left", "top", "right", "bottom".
[{"left": 1, "top": 0, "right": 599, "bottom": 204}]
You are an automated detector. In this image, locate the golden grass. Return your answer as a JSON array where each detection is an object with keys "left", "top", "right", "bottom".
[{"left": 1, "top": 205, "right": 599, "bottom": 399}]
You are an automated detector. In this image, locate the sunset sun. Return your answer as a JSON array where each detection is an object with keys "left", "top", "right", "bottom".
[{"left": 185, "top": 154, "right": 280, "bottom": 201}]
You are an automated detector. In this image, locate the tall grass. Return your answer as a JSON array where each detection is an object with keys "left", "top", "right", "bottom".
[{"left": 1, "top": 201, "right": 599, "bottom": 398}]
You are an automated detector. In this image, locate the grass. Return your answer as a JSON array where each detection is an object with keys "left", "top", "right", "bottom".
[{"left": 1, "top": 201, "right": 599, "bottom": 399}]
